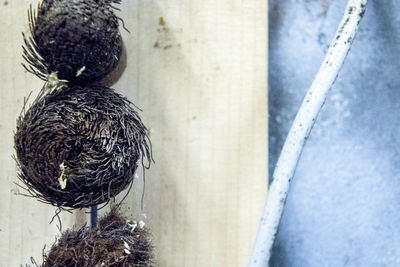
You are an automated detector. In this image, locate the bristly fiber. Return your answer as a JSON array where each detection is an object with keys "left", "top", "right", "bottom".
[
  {"left": 26, "top": 207, "right": 154, "bottom": 266},
  {"left": 22, "top": 0, "right": 123, "bottom": 84},
  {"left": 14, "top": 84, "right": 153, "bottom": 209}
]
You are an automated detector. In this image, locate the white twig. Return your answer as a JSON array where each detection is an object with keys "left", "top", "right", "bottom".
[{"left": 249, "top": 0, "right": 368, "bottom": 266}]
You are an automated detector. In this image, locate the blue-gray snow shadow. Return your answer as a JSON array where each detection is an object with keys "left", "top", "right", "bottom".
[{"left": 269, "top": 0, "right": 400, "bottom": 266}]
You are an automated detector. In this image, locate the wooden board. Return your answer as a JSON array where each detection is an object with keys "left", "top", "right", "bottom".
[{"left": 0, "top": 0, "right": 268, "bottom": 266}]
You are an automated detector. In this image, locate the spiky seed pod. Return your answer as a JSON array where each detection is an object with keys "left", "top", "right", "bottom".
[
  {"left": 42, "top": 207, "right": 153, "bottom": 266},
  {"left": 14, "top": 84, "right": 152, "bottom": 209},
  {"left": 23, "top": 0, "right": 123, "bottom": 84}
]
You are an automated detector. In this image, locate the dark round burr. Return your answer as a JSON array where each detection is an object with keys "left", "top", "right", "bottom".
[
  {"left": 42, "top": 207, "right": 153, "bottom": 266},
  {"left": 14, "top": 84, "right": 152, "bottom": 209},
  {"left": 23, "top": 0, "right": 123, "bottom": 84}
]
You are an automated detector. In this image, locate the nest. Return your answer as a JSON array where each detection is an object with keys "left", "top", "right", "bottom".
[
  {"left": 14, "top": 84, "right": 152, "bottom": 209},
  {"left": 41, "top": 207, "right": 153, "bottom": 266},
  {"left": 23, "top": 0, "right": 123, "bottom": 84}
]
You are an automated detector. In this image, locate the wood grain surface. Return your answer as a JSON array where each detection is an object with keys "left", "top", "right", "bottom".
[{"left": 0, "top": 0, "right": 268, "bottom": 266}]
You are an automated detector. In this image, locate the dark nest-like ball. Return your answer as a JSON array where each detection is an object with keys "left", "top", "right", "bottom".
[
  {"left": 23, "top": 0, "right": 123, "bottom": 84},
  {"left": 42, "top": 207, "right": 153, "bottom": 266},
  {"left": 14, "top": 84, "right": 152, "bottom": 209}
]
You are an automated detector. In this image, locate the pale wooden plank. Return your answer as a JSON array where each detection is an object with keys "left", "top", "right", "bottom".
[
  {"left": 111, "top": 1, "right": 268, "bottom": 266},
  {"left": 0, "top": 0, "right": 268, "bottom": 266}
]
